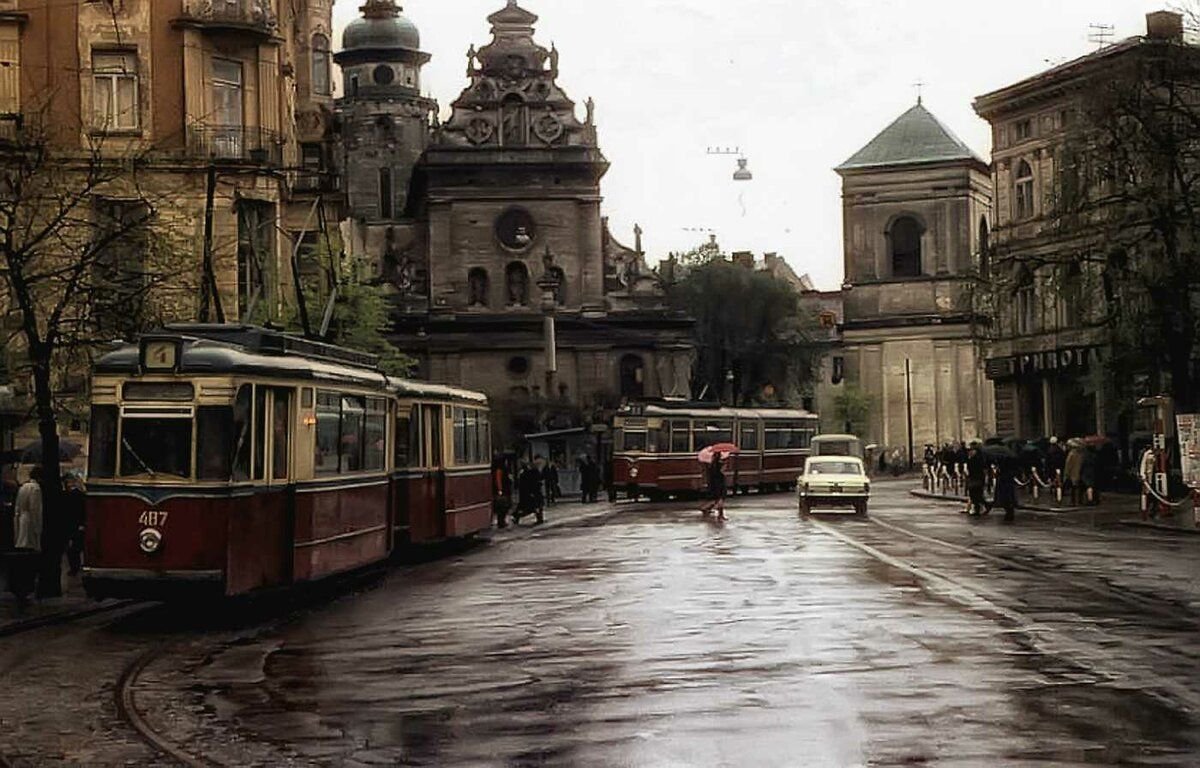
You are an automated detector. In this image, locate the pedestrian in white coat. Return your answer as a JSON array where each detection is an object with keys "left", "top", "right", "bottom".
[{"left": 10, "top": 466, "right": 43, "bottom": 607}]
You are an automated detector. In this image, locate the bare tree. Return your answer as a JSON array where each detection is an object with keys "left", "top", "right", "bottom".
[{"left": 0, "top": 109, "right": 181, "bottom": 584}]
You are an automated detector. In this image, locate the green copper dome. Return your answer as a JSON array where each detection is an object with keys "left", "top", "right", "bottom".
[{"left": 342, "top": 1, "right": 420, "bottom": 52}]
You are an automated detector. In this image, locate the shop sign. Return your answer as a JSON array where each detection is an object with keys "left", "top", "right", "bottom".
[{"left": 987, "top": 346, "right": 1101, "bottom": 379}]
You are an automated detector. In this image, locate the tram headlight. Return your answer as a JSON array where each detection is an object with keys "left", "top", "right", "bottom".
[
  {"left": 630, "top": 466, "right": 640, "bottom": 479},
  {"left": 138, "top": 528, "right": 163, "bottom": 555}
]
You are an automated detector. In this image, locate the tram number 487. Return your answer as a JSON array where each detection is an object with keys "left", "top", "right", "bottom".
[{"left": 138, "top": 510, "right": 169, "bottom": 527}]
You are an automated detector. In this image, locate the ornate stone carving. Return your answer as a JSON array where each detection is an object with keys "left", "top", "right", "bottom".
[
  {"left": 466, "top": 117, "right": 495, "bottom": 145},
  {"left": 532, "top": 111, "right": 563, "bottom": 144}
]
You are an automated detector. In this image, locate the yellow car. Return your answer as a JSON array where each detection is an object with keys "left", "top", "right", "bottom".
[{"left": 798, "top": 456, "right": 870, "bottom": 516}]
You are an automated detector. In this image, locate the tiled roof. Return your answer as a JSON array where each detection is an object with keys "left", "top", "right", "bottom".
[{"left": 836, "top": 102, "right": 983, "bottom": 172}]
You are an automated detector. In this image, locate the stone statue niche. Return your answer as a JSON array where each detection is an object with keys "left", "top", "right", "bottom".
[
  {"left": 506, "top": 262, "right": 529, "bottom": 306},
  {"left": 468, "top": 268, "right": 489, "bottom": 308}
]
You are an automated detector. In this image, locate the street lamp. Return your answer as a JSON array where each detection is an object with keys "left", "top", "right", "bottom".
[{"left": 537, "top": 247, "right": 562, "bottom": 399}]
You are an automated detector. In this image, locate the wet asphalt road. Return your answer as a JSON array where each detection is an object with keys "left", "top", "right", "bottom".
[{"left": 2, "top": 483, "right": 1199, "bottom": 767}]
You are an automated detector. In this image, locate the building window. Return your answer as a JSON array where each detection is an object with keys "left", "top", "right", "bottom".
[
  {"left": 467, "top": 268, "right": 489, "bottom": 308},
  {"left": 372, "top": 65, "right": 394, "bottom": 86},
  {"left": 92, "top": 51, "right": 139, "bottom": 131},
  {"left": 378, "top": 167, "right": 393, "bottom": 219},
  {"left": 0, "top": 25, "right": 19, "bottom": 127},
  {"left": 1014, "top": 119, "right": 1032, "bottom": 141},
  {"left": 1015, "top": 160, "right": 1035, "bottom": 220},
  {"left": 505, "top": 262, "right": 529, "bottom": 306},
  {"left": 1014, "top": 269, "right": 1036, "bottom": 336},
  {"left": 311, "top": 34, "right": 331, "bottom": 96},
  {"left": 349, "top": 74, "right": 359, "bottom": 97},
  {"left": 978, "top": 216, "right": 990, "bottom": 277},
  {"left": 1058, "top": 261, "right": 1083, "bottom": 329},
  {"left": 211, "top": 58, "right": 244, "bottom": 156},
  {"left": 507, "top": 356, "right": 530, "bottom": 376},
  {"left": 619, "top": 354, "right": 646, "bottom": 400},
  {"left": 889, "top": 216, "right": 922, "bottom": 278}
]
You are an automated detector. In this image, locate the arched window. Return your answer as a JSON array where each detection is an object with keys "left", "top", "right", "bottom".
[
  {"left": 978, "top": 216, "right": 991, "bottom": 278},
  {"left": 889, "top": 216, "right": 922, "bottom": 278},
  {"left": 311, "top": 34, "right": 331, "bottom": 96},
  {"left": 619, "top": 354, "right": 646, "bottom": 399},
  {"left": 467, "top": 268, "right": 489, "bottom": 308},
  {"left": 505, "top": 262, "right": 529, "bottom": 306},
  {"left": 1015, "top": 160, "right": 1035, "bottom": 220}
]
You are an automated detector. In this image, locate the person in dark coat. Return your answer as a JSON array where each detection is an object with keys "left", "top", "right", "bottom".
[
  {"left": 544, "top": 461, "right": 561, "bottom": 506},
  {"left": 699, "top": 452, "right": 728, "bottom": 521},
  {"left": 1046, "top": 437, "right": 1066, "bottom": 486},
  {"left": 993, "top": 454, "right": 1019, "bottom": 522},
  {"left": 514, "top": 462, "right": 545, "bottom": 525},
  {"left": 578, "top": 454, "right": 600, "bottom": 504},
  {"left": 965, "top": 443, "right": 989, "bottom": 516},
  {"left": 62, "top": 474, "right": 86, "bottom": 576},
  {"left": 1080, "top": 446, "right": 1099, "bottom": 505}
]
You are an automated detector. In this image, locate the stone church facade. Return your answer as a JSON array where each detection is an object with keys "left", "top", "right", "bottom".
[
  {"left": 336, "top": 0, "right": 694, "bottom": 425},
  {"left": 836, "top": 102, "right": 996, "bottom": 457}
]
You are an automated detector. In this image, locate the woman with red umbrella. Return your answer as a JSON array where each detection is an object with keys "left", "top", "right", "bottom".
[{"left": 699, "top": 443, "right": 737, "bottom": 521}]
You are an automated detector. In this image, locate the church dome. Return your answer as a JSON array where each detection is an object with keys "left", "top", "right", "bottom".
[{"left": 342, "top": 1, "right": 420, "bottom": 52}]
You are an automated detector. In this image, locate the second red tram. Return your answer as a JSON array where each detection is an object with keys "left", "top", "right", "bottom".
[
  {"left": 610, "top": 404, "right": 819, "bottom": 499},
  {"left": 82, "top": 326, "right": 492, "bottom": 600}
]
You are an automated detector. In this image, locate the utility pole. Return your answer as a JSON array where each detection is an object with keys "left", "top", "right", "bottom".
[
  {"left": 199, "top": 163, "right": 217, "bottom": 323},
  {"left": 905, "top": 358, "right": 915, "bottom": 469}
]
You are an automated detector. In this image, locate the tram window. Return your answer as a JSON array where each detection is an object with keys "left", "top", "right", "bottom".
[
  {"left": 253, "top": 387, "right": 268, "bottom": 480},
  {"left": 232, "top": 385, "right": 252, "bottom": 481},
  {"left": 197, "top": 407, "right": 235, "bottom": 480},
  {"left": 740, "top": 423, "right": 760, "bottom": 451},
  {"left": 120, "top": 416, "right": 192, "bottom": 479},
  {"left": 315, "top": 392, "right": 340, "bottom": 476},
  {"left": 465, "top": 410, "right": 479, "bottom": 464},
  {"left": 764, "top": 423, "right": 785, "bottom": 450},
  {"left": 272, "top": 390, "right": 290, "bottom": 480},
  {"left": 670, "top": 420, "right": 691, "bottom": 453},
  {"left": 364, "top": 397, "right": 387, "bottom": 471},
  {"left": 622, "top": 430, "right": 648, "bottom": 452},
  {"left": 479, "top": 411, "right": 492, "bottom": 460},
  {"left": 693, "top": 421, "right": 733, "bottom": 450},
  {"left": 423, "top": 405, "right": 443, "bottom": 468},
  {"left": 88, "top": 405, "right": 118, "bottom": 479},
  {"left": 452, "top": 408, "right": 467, "bottom": 465},
  {"left": 301, "top": 388, "right": 314, "bottom": 409},
  {"left": 341, "top": 396, "right": 365, "bottom": 472}
]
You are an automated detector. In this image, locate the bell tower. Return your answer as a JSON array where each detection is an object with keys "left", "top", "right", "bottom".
[{"left": 335, "top": 1, "right": 435, "bottom": 222}]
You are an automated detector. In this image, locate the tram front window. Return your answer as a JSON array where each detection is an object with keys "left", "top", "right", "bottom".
[{"left": 120, "top": 416, "right": 192, "bottom": 479}]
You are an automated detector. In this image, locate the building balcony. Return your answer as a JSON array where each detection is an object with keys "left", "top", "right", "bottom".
[
  {"left": 187, "top": 125, "right": 283, "bottom": 167},
  {"left": 292, "top": 170, "right": 341, "bottom": 195},
  {"left": 175, "top": 0, "right": 279, "bottom": 40},
  {"left": 0, "top": 113, "right": 22, "bottom": 146}
]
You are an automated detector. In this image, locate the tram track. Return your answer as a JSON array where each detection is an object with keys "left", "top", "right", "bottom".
[{"left": 116, "top": 642, "right": 215, "bottom": 768}]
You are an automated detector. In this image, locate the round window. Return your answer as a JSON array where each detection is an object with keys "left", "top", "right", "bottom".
[
  {"left": 507, "top": 356, "right": 530, "bottom": 376},
  {"left": 495, "top": 208, "right": 536, "bottom": 251},
  {"left": 372, "top": 65, "right": 395, "bottom": 85}
]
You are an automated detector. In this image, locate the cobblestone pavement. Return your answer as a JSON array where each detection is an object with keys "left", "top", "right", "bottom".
[{"left": 0, "top": 485, "right": 1198, "bottom": 766}]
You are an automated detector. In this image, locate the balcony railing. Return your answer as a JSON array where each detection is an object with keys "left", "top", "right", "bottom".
[
  {"left": 187, "top": 125, "right": 283, "bottom": 166},
  {"left": 176, "top": 0, "right": 278, "bottom": 38}
]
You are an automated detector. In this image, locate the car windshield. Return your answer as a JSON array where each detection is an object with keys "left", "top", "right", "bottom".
[
  {"left": 120, "top": 417, "right": 192, "bottom": 479},
  {"left": 808, "top": 461, "right": 861, "bottom": 476}
]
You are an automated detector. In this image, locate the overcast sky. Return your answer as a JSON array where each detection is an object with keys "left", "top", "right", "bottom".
[{"left": 333, "top": 0, "right": 1174, "bottom": 289}]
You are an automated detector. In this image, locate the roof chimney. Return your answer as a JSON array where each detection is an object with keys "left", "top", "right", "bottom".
[
  {"left": 732, "top": 251, "right": 754, "bottom": 269},
  {"left": 1147, "top": 10, "right": 1184, "bottom": 41}
]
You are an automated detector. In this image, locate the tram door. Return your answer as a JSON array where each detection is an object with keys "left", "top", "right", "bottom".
[
  {"left": 230, "top": 386, "right": 293, "bottom": 593},
  {"left": 422, "top": 404, "right": 446, "bottom": 539}
]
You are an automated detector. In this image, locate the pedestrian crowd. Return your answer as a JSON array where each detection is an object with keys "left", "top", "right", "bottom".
[
  {"left": 922, "top": 436, "right": 1117, "bottom": 521},
  {"left": 2, "top": 466, "right": 86, "bottom": 611},
  {"left": 491, "top": 452, "right": 604, "bottom": 529}
]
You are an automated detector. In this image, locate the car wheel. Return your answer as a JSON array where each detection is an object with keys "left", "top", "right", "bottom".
[
  {"left": 799, "top": 500, "right": 810, "bottom": 516},
  {"left": 855, "top": 501, "right": 868, "bottom": 516}
]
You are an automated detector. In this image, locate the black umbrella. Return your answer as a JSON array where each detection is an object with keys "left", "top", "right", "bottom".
[
  {"left": 19, "top": 438, "right": 83, "bottom": 464},
  {"left": 981, "top": 443, "right": 1016, "bottom": 462}
]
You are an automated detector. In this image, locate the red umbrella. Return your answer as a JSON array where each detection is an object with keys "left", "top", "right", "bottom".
[{"left": 698, "top": 443, "right": 739, "bottom": 464}]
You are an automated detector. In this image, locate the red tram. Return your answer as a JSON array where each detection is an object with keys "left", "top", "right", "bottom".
[
  {"left": 82, "top": 326, "right": 492, "bottom": 600},
  {"left": 610, "top": 403, "right": 819, "bottom": 499}
]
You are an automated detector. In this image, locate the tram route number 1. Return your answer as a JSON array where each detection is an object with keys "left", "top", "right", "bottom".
[{"left": 138, "top": 510, "right": 169, "bottom": 527}]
